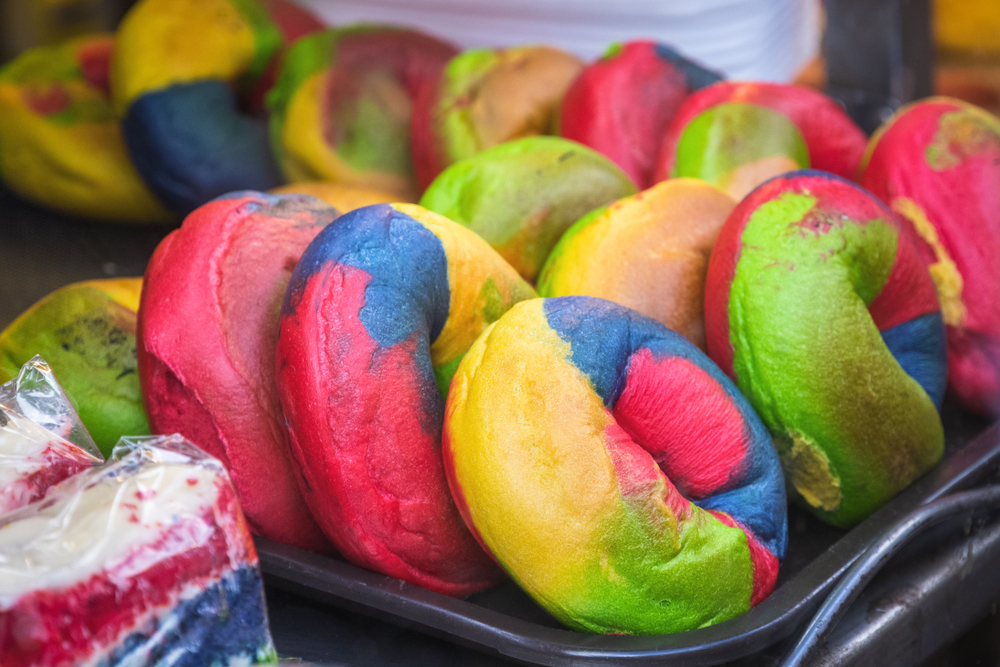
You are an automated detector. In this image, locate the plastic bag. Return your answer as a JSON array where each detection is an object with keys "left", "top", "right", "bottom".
[
  {"left": 0, "top": 433, "right": 279, "bottom": 667},
  {"left": 0, "top": 355, "right": 102, "bottom": 515}
]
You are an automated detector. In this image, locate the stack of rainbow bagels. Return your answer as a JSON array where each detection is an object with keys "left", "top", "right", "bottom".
[{"left": 1, "top": 0, "right": 998, "bottom": 639}]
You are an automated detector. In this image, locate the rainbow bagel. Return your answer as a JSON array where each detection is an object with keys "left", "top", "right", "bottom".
[
  {"left": 419, "top": 136, "right": 637, "bottom": 282},
  {"left": 538, "top": 178, "right": 735, "bottom": 350},
  {"left": 411, "top": 45, "right": 584, "bottom": 189},
  {"left": 705, "top": 171, "right": 947, "bottom": 528},
  {"left": 667, "top": 102, "right": 810, "bottom": 202},
  {"left": 559, "top": 40, "right": 722, "bottom": 189},
  {"left": 861, "top": 97, "right": 1000, "bottom": 417},
  {"left": 655, "top": 82, "right": 868, "bottom": 185},
  {"left": 110, "top": 0, "right": 291, "bottom": 214},
  {"left": 276, "top": 203, "right": 535, "bottom": 595},
  {"left": 267, "top": 25, "right": 457, "bottom": 202},
  {"left": 0, "top": 278, "right": 148, "bottom": 458},
  {"left": 138, "top": 191, "right": 333, "bottom": 554},
  {"left": 444, "top": 296, "right": 787, "bottom": 634},
  {"left": 0, "top": 35, "right": 171, "bottom": 223}
]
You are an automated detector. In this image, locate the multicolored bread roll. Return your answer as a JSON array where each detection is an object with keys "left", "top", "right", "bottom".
[
  {"left": 705, "top": 171, "right": 947, "bottom": 528},
  {"left": 559, "top": 40, "right": 722, "bottom": 188},
  {"left": 665, "top": 101, "right": 809, "bottom": 202},
  {"left": 267, "top": 25, "right": 457, "bottom": 202},
  {"left": 0, "top": 356, "right": 101, "bottom": 515},
  {"left": 655, "top": 82, "right": 869, "bottom": 186},
  {"left": 0, "top": 34, "right": 171, "bottom": 223},
  {"left": 861, "top": 97, "right": 1000, "bottom": 417},
  {"left": 110, "top": 0, "right": 306, "bottom": 213},
  {"left": 138, "top": 191, "right": 334, "bottom": 553},
  {"left": 444, "top": 297, "right": 787, "bottom": 634},
  {"left": 419, "top": 136, "right": 637, "bottom": 282},
  {"left": 538, "top": 178, "right": 735, "bottom": 350},
  {"left": 276, "top": 203, "right": 535, "bottom": 595},
  {"left": 0, "top": 435, "right": 278, "bottom": 666},
  {"left": 0, "top": 278, "right": 148, "bottom": 458},
  {"left": 411, "top": 45, "right": 584, "bottom": 188}
]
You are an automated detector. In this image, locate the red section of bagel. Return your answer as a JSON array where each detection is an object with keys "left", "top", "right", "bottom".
[
  {"left": 75, "top": 37, "right": 113, "bottom": 96},
  {"left": 614, "top": 350, "right": 748, "bottom": 499},
  {"left": 654, "top": 82, "right": 867, "bottom": 182},
  {"left": 410, "top": 74, "right": 446, "bottom": 190},
  {"left": 602, "top": 413, "right": 693, "bottom": 522},
  {"left": 704, "top": 192, "right": 757, "bottom": 379},
  {"left": 138, "top": 196, "right": 331, "bottom": 553},
  {"left": 560, "top": 41, "right": 688, "bottom": 188},
  {"left": 862, "top": 99, "right": 1000, "bottom": 415},
  {"left": 866, "top": 220, "right": 941, "bottom": 332},
  {"left": 276, "top": 263, "right": 501, "bottom": 595}
]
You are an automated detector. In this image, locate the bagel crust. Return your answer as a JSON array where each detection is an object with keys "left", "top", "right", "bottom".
[
  {"left": 276, "top": 203, "right": 535, "bottom": 595},
  {"left": 861, "top": 98, "right": 1000, "bottom": 417},
  {"left": 705, "top": 170, "right": 947, "bottom": 528},
  {"left": 138, "top": 191, "right": 335, "bottom": 553},
  {"left": 655, "top": 81, "right": 868, "bottom": 185},
  {"left": 444, "top": 297, "right": 787, "bottom": 635},
  {"left": 558, "top": 41, "right": 721, "bottom": 189}
]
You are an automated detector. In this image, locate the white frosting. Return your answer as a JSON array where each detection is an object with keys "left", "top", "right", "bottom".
[
  {"left": 0, "top": 461, "right": 226, "bottom": 607},
  {"left": 0, "top": 410, "right": 98, "bottom": 515}
]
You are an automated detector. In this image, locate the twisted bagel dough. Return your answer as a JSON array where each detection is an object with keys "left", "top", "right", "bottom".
[
  {"left": 444, "top": 296, "right": 787, "bottom": 634},
  {"left": 705, "top": 170, "right": 947, "bottom": 528},
  {"left": 276, "top": 203, "right": 535, "bottom": 595}
]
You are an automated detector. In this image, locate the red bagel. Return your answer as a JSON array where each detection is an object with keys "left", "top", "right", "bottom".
[{"left": 138, "top": 191, "right": 336, "bottom": 553}]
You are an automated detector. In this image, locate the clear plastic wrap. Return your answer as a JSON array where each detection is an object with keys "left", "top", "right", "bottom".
[
  {"left": 0, "top": 433, "right": 279, "bottom": 667},
  {"left": 0, "top": 355, "right": 102, "bottom": 515}
]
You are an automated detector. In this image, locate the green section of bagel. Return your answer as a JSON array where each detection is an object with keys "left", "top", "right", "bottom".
[
  {"left": 419, "top": 136, "right": 636, "bottom": 281},
  {"left": 672, "top": 102, "right": 809, "bottom": 186},
  {"left": 437, "top": 49, "right": 502, "bottom": 163},
  {"left": 0, "top": 283, "right": 150, "bottom": 457},
  {"left": 727, "top": 191, "right": 943, "bottom": 527}
]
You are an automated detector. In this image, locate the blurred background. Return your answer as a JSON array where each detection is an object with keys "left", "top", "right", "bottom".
[{"left": 3, "top": 0, "right": 1000, "bottom": 130}]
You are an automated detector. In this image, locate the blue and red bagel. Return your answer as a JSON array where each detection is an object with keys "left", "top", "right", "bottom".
[
  {"left": 444, "top": 296, "right": 787, "bottom": 634},
  {"left": 705, "top": 170, "right": 947, "bottom": 528},
  {"left": 276, "top": 202, "right": 536, "bottom": 595}
]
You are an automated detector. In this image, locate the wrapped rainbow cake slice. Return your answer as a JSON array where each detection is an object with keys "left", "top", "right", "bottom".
[
  {"left": 0, "top": 434, "right": 278, "bottom": 667},
  {"left": 0, "top": 356, "right": 102, "bottom": 515}
]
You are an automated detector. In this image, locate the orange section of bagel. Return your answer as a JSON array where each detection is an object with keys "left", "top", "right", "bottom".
[{"left": 538, "top": 179, "right": 735, "bottom": 350}]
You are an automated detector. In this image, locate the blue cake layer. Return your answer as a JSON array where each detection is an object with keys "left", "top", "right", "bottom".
[{"left": 100, "top": 565, "right": 277, "bottom": 667}]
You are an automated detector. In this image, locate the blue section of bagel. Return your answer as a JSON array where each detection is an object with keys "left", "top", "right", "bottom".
[
  {"left": 542, "top": 296, "right": 788, "bottom": 560},
  {"left": 880, "top": 312, "right": 948, "bottom": 410},
  {"left": 123, "top": 81, "right": 283, "bottom": 214},
  {"left": 283, "top": 203, "right": 450, "bottom": 346}
]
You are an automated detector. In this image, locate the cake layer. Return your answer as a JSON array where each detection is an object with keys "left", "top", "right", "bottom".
[
  {"left": 0, "top": 435, "right": 275, "bottom": 667},
  {"left": 0, "top": 356, "right": 102, "bottom": 515}
]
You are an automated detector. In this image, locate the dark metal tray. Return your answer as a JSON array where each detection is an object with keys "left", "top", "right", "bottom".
[{"left": 256, "top": 410, "right": 999, "bottom": 667}]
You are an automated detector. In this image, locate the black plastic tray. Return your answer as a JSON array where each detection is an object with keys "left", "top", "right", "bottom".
[{"left": 256, "top": 410, "right": 999, "bottom": 667}]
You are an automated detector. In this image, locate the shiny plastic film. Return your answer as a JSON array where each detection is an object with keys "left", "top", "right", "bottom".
[
  {"left": 0, "top": 355, "right": 102, "bottom": 515},
  {"left": 0, "top": 433, "right": 279, "bottom": 667}
]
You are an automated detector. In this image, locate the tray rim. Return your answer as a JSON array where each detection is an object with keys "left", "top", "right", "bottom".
[{"left": 257, "top": 420, "right": 1000, "bottom": 667}]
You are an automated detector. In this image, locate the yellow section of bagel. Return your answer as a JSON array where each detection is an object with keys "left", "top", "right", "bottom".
[{"left": 110, "top": 0, "right": 259, "bottom": 113}]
